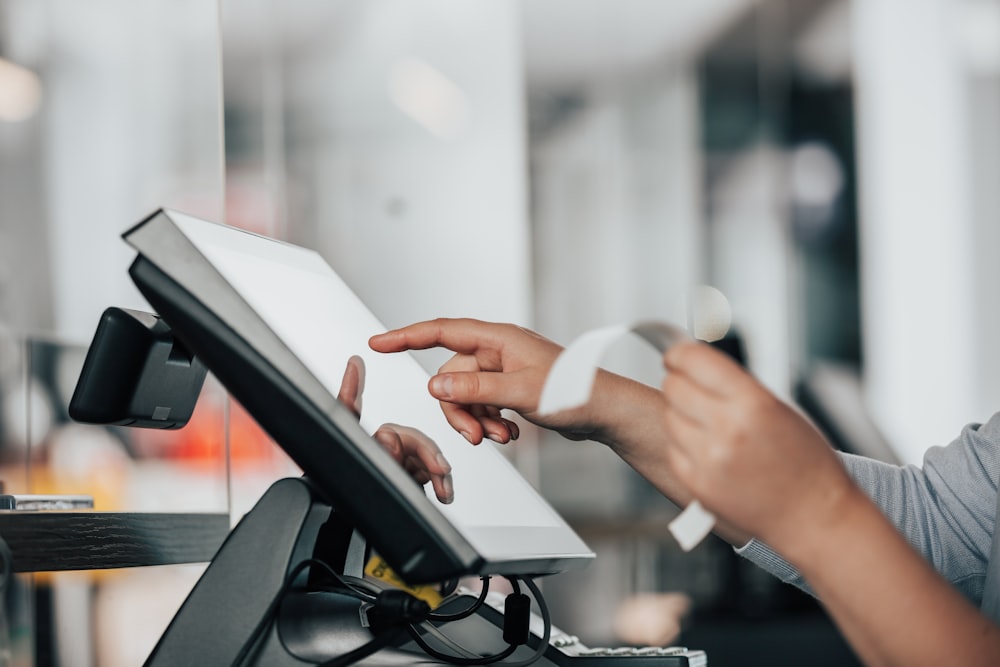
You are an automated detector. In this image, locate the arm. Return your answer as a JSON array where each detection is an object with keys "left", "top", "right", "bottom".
[
  {"left": 796, "top": 493, "right": 1000, "bottom": 667},
  {"left": 372, "top": 319, "right": 1000, "bottom": 664},
  {"left": 661, "top": 341, "right": 1000, "bottom": 667},
  {"left": 742, "top": 431, "right": 1000, "bottom": 601},
  {"left": 368, "top": 318, "right": 751, "bottom": 544}
]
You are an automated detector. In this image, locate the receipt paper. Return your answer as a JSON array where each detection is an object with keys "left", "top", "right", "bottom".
[{"left": 536, "top": 320, "right": 716, "bottom": 552}]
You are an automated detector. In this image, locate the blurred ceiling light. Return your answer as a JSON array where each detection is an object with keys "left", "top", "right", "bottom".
[
  {"left": 790, "top": 142, "right": 844, "bottom": 208},
  {"left": 388, "top": 58, "right": 468, "bottom": 139},
  {"left": 955, "top": 0, "right": 1000, "bottom": 75},
  {"left": 790, "top": 142, "right": 845, "bottom": 242},
  {"left": 0, "top": 57, "right": 42, "bottom": 122}
]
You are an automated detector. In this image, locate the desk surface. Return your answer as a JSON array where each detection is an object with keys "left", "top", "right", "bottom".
[{"left": 0, "top": 511, "right": 229, "bottom": 572}]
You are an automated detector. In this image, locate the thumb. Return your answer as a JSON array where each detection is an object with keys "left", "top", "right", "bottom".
[
  {"left": 429, "top": 370, "right": 535, "bottom": 411},
  {"left": 337, "top": 355, "right": 366, "bottom": 417}
]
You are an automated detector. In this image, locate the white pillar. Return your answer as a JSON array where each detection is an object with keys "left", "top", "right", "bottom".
[
  {"left": 852, "top": 0, "right": 978, "bottom": 463},
  {"left": 43, "top": 1, "right": 224, "bottom": 344}
]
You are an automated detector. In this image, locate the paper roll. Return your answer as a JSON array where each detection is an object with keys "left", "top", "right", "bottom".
[{"left": 537, "top": 320, "right": 716, "bottom": 551}]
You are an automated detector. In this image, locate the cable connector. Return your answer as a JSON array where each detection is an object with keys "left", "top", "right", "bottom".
[
  {"left": 367, "top": 589, "right": 431, "bottom": 631},
  {"left": 502, "top": 593, "right": 531, "bottom": 646}
]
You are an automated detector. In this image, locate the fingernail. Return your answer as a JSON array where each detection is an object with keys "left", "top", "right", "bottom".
[
  {"left": 460, "top": 430, "right": 474, "bottom": 444},
  {"left": 487, "top": 430, "right": 506, "bottom": 444},
  {"left": 442, "top": 475, "right": 454, "bottom": 504},
  {"left": 431, "top": 375, "right": 453, "bottom": 399},
  {"left": 435, "top": 452, "right": 452, "bottom": 474}
]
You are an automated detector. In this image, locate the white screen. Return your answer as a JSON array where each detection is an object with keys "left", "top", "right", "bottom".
[{"left": 168, "top": 213, "right": 578, "bottom": 546}]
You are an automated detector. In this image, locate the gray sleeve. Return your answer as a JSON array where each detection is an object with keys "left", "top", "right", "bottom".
[{"left": 736, "top": 411, "right": 1000, "bottom": 603}]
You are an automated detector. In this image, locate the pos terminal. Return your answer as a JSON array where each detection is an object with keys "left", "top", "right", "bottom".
[{"left": 80, "top": 209, "right": 706, "bottom": 665}]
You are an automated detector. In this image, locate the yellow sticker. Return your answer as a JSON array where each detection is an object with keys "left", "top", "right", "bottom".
[{"left": 365, "top": 555, "right": 444, "bottom": 609}]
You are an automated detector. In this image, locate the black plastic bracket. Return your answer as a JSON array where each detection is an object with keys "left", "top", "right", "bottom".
[
  {"left": 143, "top": 477, "right": 438, "bottom": 666},
  {"left": 69, "top": 307, "right": 207, "bottom": 429}
]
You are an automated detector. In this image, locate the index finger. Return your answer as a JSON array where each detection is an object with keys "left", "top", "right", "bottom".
[
  {"left": 663, "top": 341, "right": 757, "bottom": 397},
  {"left": 369, "top": 318, "right": 502, "bottom": 355}
]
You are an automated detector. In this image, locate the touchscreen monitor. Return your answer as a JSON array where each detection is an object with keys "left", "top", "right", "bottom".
[{"left": 123, "top": 209, "right": 594, "bottom": 583}]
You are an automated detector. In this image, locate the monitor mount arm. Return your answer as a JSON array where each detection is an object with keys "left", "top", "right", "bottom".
[{"left": 145, "top": 476, "right": 426, "bottom": 666}]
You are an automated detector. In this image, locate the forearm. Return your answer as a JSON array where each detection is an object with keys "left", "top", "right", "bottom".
[
  {"left": 784, "top": 489, "right": 1000, "bottom": 667},
  {"left": 740, "top": 445, "right": 1000, "bottom": 601},
  {"left": 587, "top": 371, "right": 752, "bottom": 546}
]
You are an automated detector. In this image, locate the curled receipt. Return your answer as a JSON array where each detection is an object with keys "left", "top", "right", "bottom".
[{"left": 537, "top": 321, "right": 716, "bottom": 552}]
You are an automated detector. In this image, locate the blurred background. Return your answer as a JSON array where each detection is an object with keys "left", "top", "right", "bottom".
[{"left": 2, "top": 0, "right": 1000, "bottom": 665}]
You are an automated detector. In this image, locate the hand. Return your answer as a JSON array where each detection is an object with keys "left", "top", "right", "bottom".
[
  {"left": 660, "top": 341, "right": 860, "bottom": 551},
  {"left": 337, "top": 355, "right": 454, "bottom": 503},
  {"left": 661, "top": 344, "right": 1000, "bottom": 667},
  {"left": 370, "top": 318, "right": 610, "bottom": 445}
]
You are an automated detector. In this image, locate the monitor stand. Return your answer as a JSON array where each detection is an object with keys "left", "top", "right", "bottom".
[
  {"left": 143, "top": 476, "right": 430, "bottom": 666},
  {"left": 143, "top": 477, "right": 707, "bottom": 667}
]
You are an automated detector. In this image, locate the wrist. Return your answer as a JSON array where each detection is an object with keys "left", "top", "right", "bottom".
[
  {"left": 586, "top": 371, "right": 665, "bottom": 449},
  {"left": 774, "top": 476, "right": 870, "bottom": 569}
]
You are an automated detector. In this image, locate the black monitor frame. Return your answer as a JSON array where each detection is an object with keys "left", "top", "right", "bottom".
[
  {"left": 128, "top": 255, "right": 481, "bottom": 583},
  {"left": 123, "top": 208, "right": 593, "bottom": 585}
]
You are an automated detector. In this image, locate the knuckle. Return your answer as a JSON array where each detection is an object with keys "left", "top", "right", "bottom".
[
  {"left": 717, "top": 412, "right": 751, "bottom": 450},
  {"left": 431, "top": 317, "right": 452, "bottom": 337},
  {"left": 705, "top": 440, "right": 735, "bottom": 467}
]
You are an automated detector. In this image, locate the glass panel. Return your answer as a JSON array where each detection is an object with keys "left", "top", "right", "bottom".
[
  {"left": 0, "top": 0, "right": 228, "bottom": 513},
  {"left": 0, "top": 2, "right": 227, "bottom": 664},
  {"left": 0, "top": 0, "right": 225, "bottom": 343},
  {"left": 219, "top": 0, "right": 533, "bottom": 517}
]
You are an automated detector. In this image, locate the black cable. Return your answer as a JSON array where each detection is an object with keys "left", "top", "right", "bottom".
[
  {"left": 318, "top": 589, "right": 429, "bottom": 667},
  {"left": 232, "top": 559, "right": 551, "bottom": 667},
  {"left": 500, "top": 576, "right": 551, "bottom": 667},
  {"left": 338, "top": 573, "right": 382, "bottom": 598},
  {"left": 438, "top": 577, "right": 460, "bottom": 597},
  {"left": 427, "top": 576, "right": 491, "bottom": 622},
  {"left": 231, "top": 558, "right": 373, "bottom": 667},
  {"left": 405, "top": 574, "right": 552, "bottom": 666},
  {"left": 310, "top": 562, "right": 379, "bottom": 602}
]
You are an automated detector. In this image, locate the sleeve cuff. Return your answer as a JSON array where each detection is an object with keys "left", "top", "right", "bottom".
[{"left": 735, "top": 538, "right": 812, "bottom": 593}]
